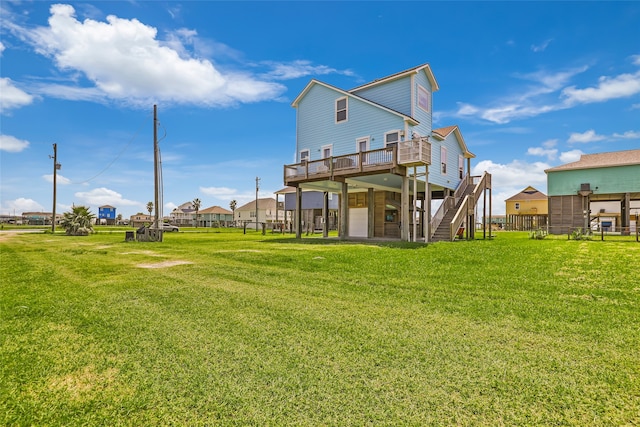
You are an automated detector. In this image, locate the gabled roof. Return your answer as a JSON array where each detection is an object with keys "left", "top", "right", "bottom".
[
  {"left": 505, "top": 186, "right": 547, "bottom": 202},
  {"left": 545, "top": 149, "right": 640, "bottom": 172},
  {"left": 431, "top": 125, "right": 475, "bottom": 159},
  {"left": 236, "top": 197, "right": 278, "bottom": 211},
  {"left": 291, "top": 79, "right": 419, "bottom": 125},
  {"left": 199, "top": 205, "right": 232, "bottom": 215},
  {"left": 349, "top": 63, "right": 439, "bottom": 93},
  {"left": 99, "top": 205, "right": 115, "bottom": 208}
]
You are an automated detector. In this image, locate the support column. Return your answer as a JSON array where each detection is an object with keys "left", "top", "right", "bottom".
[
  {"left": 424, "top": 181, "right": 431, "bottom": 243},
  {"left": 401, "top": 173, "right": 410, "bottom": 241},
  {"left": 322, "top": 191, "right": 329, "bottom": 238},
  {"left": 367, "top": 188, "right": 375, "bottom": 238},
  {"left": 295, "top": 186, "right": 302, "bottom": 239},
  {"left": 622, "top": 192, "right": 631, "bottom": 236},
  {"left": 340, "top": 181, "right": 349, "bottom": 240}
]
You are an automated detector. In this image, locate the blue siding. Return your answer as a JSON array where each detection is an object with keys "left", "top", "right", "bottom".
[
  {"left": 547, "top": 165, "right": 640, "bottom": 196},
  {"left": 412, "top": 71, "right": 433, "bottom": 136},
  {"left": 429, "top": 134, "right": 464, "bottom": 191},
  {"left": 351, "top": 77, "right": 412, "bottom": 117},
  {"left": 296, "top": 84, "right": 406, "bottom": 160}
]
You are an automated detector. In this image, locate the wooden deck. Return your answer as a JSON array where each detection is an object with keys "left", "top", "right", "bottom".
[{"left": 284, "top": 139, "right": 431, "bottom": 186}]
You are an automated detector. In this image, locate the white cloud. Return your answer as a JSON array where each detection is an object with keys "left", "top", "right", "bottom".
[
  {"left": 42, "top": 174, "right": 71, "bottom": 185},
  {"left": 0, "top": 78, "right": 34, "bottom": 112},
  {"left": 200, "top": 186, "right": 238, "bottom": 197},
  {"left": 0, "top": 41, "right": 4, "bottom": 55},
  {"left": 531, "top": 39, "right": 553, "bottom": 53},
  {"left": 559, "top": 149, "right": 584, "bottom": 163},
  {"left": 567, "top": 129, "right": 606, "bottom": 144},
  {"left": 17, "top": 4, "right": 286, "bottom": 107},
  {"left": 471, "top": 159, "right": 550, "bottom": 215},
  {"left": 562, "top": 71, "right": 640, "bottom": 104},
  {"left": 527, "top": 146, "right": 558, "bottom": 160},
  {"left": 74, "top": 187, "right": 139, "bottom": 207},
  {"left": 455, "top": 67, "right": 587, "bottom": 124},
  {"left": 0, "top": 134, "right": 30, "bottom": 152},
  {"left": 612, "top": 130, "right": 640, "bottom": 139},
  {"left": 261, "top": 60, "right": 355, "bottom": 80},
  {"left": 542, "top": 139, "right": 557, "bottom": 148},
  {"left": 0, "top": 198, "right": 45, "bottom": 215}
]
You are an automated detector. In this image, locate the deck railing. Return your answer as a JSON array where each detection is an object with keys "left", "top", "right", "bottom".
[{"left": 285, "top": 146, "right": 398, "bottom": 184}]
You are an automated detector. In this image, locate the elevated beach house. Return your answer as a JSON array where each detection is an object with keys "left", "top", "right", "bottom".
[{"left": 283, "top": 63, "right": 491, "bottom": 242}]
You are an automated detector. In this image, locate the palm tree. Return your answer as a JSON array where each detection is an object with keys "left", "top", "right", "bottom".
[
  {"left": 229, "top": 199, "right": 237, "bottom": 226},
  {"left": 60, "top": 205, "right": 95, "bottom": 236},
  {"left": 192, "top": 198, "right": 201, "bottom": 228},
  {"left": 146, "top": 201, "right": 153, "bottom": 216}
]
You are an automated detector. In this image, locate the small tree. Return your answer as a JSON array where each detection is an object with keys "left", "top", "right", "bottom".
[
  {"left": 60, "top": 205, "right": 95, "bottom": 236},
  {"left": 192, "top": 198, "right": 201, "bottom": 228},
  {"left": 146, "top": 201, "right": 154, "bottom": 216},
  {"left": 230, "top": 199, "right": 237, "bottom": 226}
]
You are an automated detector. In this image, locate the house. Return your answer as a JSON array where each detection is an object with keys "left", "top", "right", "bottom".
[
  {"left": 275, "top": 187, "right": 338, "bottom": 234},
  {"left": 22, "top": 212, "right": 61, "bottom": 225},
  {"left": 170, "top": 202, "right": 196, "bottom": 226},
  {"left": 545, "top": 149, "right": 640, "bottom": 234},
  {"left": 197, "top": 205, "right": 234, "bottom": 227},
  {"left": 129, "top": 213, "right": 152, "bottom": 228},
  {"left": 505, "top": 186, "right": 548, "bottom": 231},
  {"left": 283, "top": 63, "right": 491, "bottom": 242},
  {"left": 98, "top": 205, "right": 117, "bottom": 225},
  {"left": 235, "top": 198, "right": 286, "bottom": 229}
]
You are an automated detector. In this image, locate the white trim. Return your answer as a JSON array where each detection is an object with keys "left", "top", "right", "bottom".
[
  {"left": 441, "top": 146, "right": 447, "bottom": 175},
  {"left": 335, "top": 96, "right": 348, "bottom": 123},
  {"left": 321, "top": 144, "right": 333, "bottom": 158},
  {"left": 417, "top": 84, "right": 430, "bottom": 113},
  {"left": 355, "top": 136, "right": 370, "bottom": 152},
  {"left": 384, "top": 130, "right": 401, "bottom": 147},
  {"left": 300, "top": 149, "right": 310, "bottom": 162}
]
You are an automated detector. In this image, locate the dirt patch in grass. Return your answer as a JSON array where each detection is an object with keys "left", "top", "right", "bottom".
[{"left": 137, "top": 260, "right": 193, "bottom": 269}]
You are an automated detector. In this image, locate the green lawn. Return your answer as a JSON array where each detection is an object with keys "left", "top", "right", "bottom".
[{"left": 1, "top": 230, "right": 638, "bottom": 425}]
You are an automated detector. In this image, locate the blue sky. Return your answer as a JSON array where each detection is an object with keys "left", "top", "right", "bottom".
[{"left": 1, "top": 1, "right": 639, "bottom": 218}]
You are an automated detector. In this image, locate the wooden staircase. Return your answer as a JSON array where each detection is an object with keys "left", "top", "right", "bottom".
[
  {"left": 430, "top": 172, "right": 491, "bottom": 242},
  {"left": 431, "top": 185, "right": 474, "bottom": 242}
]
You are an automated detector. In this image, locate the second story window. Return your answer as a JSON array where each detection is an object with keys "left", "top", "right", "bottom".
[
  {"left": 385, "top": 131, "right": 400, "bottom": 147},
  {"left": 515, "top": 202, "right": 520, "bottom": 210},
  {"left": 300, "top": 150, "right": 309, "bottom": 163},
  {"left": 417, "top": 85, "right": 430, "bottom": 113},
  {"left": 441, "top": 146, "right": 447, "bottom": 174},
  {"left": 336, "top": 97, "right": 348, "bottom": 123}
]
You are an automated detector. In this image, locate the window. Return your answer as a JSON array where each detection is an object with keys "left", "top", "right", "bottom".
[
  {"left": 441, "top": 146, "right": 447, "bottom": 174},
  {"left": 300, "top": 150, "right": 309, "bottom": 163},
  {"left": 385, "top": 131, "right": 400, "bottom": 147},
  {"left": 458, "top": 155, "right": 464, "bottom": 179},
  {"left": 336, "top": 97, "right": 348, "bottom": 123},
  {"left": 515, "top": 202, "right": 520, "bottom": 210},
  {"left": 357, "top": 137, "right": 369, "bottom": 163},
  {"left": 417, "top": 85, "right": 430, "bottom": 112},
  {"left": 322, "top": 145, "right": 332, "bottom": 158}
]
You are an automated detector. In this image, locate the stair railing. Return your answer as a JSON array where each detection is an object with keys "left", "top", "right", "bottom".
[{"left": 430, "top": 195, "right": 454, "bottom": 235}]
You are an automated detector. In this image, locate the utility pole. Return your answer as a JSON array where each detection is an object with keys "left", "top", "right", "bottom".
[
  {"left": 255, "top": 176, "right": 260, "bottom": 229},
  {"left": 49, "top": 143, "right": 60, "bottom": 233},
  {"left": 153, "top": 105, "right": 161, "bottom": 239}
]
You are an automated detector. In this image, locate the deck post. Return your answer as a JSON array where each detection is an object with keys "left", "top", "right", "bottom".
[
  {"left": 340, "top": 181, "right": 348, "bottom": 240},
  {"left": 323, "top": 191, "right": 329, "bottom": 238},
  {"left": 367, "top": 188, "right": 375, "bottom": 238},
  {"left": 295, "top": 186, "right": 302, "bottom": 239},
  {"left": 424, "top": 180, "right": 430, "bottom": 243},
  {"left": 401, "top": 173, "right": 410, "bottom": 242}
]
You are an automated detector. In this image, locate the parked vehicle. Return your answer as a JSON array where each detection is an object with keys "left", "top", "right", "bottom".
[{"left": 162, "top": 223, "right": 179, "bottom": 232}]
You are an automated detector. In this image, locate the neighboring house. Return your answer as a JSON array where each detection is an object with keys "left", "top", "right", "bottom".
[
  {"left": 98, "top": 205, "right": 117, "bottom": 225},
  {"left": 22, "top": 212, "right": 57, "bottom": 225},
  {"left": 170, "top": 202, "right": 196, "bottom": 226},
  {"left": 275, "top": 187, "right": 338, "bottom": 234},
  {"left": 129, "top": 213, "right": 152, "bottom": 228},
  {"left": 197, "top": 205, "right": 234, "bottom": 227},
  {"left": 505, "top": 186, "right": 548, "bottom": 231},
  {"left": 545, "top": 149, "right": 640, "bottom": 234},
  {"left": 235, "top": 198, "right": 286, "bottom": 229},
  {"left": 283, "top": 63, "right": 491, "bottom": 241}
]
